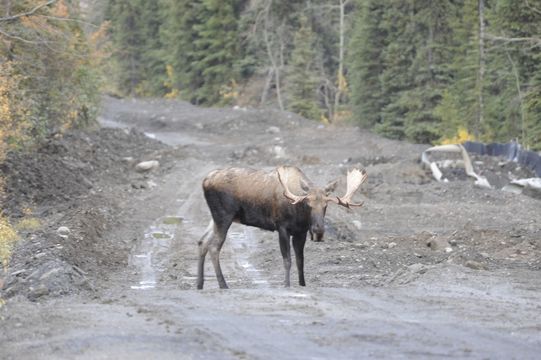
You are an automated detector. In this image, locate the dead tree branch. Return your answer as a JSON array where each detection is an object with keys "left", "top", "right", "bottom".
[{"left": 0, "top": 0, "right": 58, "bottom": 22}]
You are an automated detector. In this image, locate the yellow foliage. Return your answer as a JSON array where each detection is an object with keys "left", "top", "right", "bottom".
[
  {"left": 0, "top": 61, "right": 29, "bottom": 159},
  {"left": 0, "top": 214, "right": 19, "bottom": 271},
  {"left": 220, "top": 79, "right": 239, "bottom": 101},
  {"left": 52, "top": 0, "right": 70, "bottom": 18},
  {"left": 320, "top": 114, "right": 330, "bottom": 124},
  {"left": 337, "top": 71, "right": 348, "bottom": 94},
  {"left": 163, "top": 64, "right": 179, "bottom": 99},
  {"left": 440, "top": 127, "right": 476, "bottom": 145}
]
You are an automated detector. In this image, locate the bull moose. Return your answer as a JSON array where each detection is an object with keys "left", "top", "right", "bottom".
[{"left": 197, "top": 166, "right": 367, "bottom": 289}]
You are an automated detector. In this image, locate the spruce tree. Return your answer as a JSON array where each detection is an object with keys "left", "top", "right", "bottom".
[
  {"left": 375, "top": 0, "right": 417, "bottom": 140},
  {"left": 286, "top": 15, "right": 320, "bottom": 120},
  {"left": 191, "top": 0, "right": 240, "bottom": 105},
  {"left": 159, "top": 0, "right": 205, "bottom": 102},
  {"left": 105, "top": 0, "right": 145, "bottom": 95},
  {"left": 348, "top": 0, "right": 388, "bottom": 128}
]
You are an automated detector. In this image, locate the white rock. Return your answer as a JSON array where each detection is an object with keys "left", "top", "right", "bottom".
[
  {"left": 135, "top": 160, "right": 159, "bottom": 172},
  {"left": 272, "top": 146, "right": 286, "bottom": 158},
  {"left": 57, "top": 226, "right": 70, "bottom": 238},
  {"left": 266, "top": 126, "right": 281, "bottom": 134},
  {"left": 352, "top": 220, "right": 363, "bottom": 230}
]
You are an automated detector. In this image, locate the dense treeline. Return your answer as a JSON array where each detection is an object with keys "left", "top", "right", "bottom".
[
  {"left": 105, "top": 0, "right": 541, "bottom": 149},
  {"left": 0, "top": 0, "right": 100, "bottom": 153},
  {"left": 0, "top": 0, "right": 101, "bottom": 266}
]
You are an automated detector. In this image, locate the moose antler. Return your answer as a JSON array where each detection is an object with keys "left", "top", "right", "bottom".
[
  {"left": 277, "top": 166, "right": 308, "bottom": 204},
  {"left": 330, "top": 168, "right": 367, "bottom": 208}
]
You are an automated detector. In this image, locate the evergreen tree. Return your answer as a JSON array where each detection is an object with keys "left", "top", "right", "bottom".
[
  {"left": 348, "top": 0, "right": 388, "bottom": 128},
  {"left": 435, "top": 0, "right": 484, "bottom": 140},
  {"left": 400, "top": 0, "right": 455, "bottom": 143},
  {"left": 138, "top": 1, "right": 167, "bottom": 96},
  {"left": 191, "top": 0, "right": 241, "bottom": 105},
  {"left": 105, "top": 0, "right": 144, "bottom": 95},
  {"left": 286, "top": 15, "right": 320, "bottom": 120},
  {"left": 491, "top": 0, "right": 541, "bottom": 149},
  {"left": 375, "top": 0, "right": 417, "bottom": 140}
]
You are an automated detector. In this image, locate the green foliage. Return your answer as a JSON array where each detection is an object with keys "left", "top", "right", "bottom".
[
  {"left": 105, "top": 0, "right": 166, "bottom": 96},
  {"left": 286, "top": 16, "right": 321, "bottom": 120},
  {"left": 101, "top": 0, "right": 541, "bottom": 146},
  {"left": 191, "top": 0, "right": 240, "bottom": 105},
  {"left": 0, "top": 0, "right": 100, "bottom": 142},
  {"left": 347, "top": 0, "right": 388, "bottom": 128},
  {"left": 348, "top": 0, "right": 541, "bottom": 147}
]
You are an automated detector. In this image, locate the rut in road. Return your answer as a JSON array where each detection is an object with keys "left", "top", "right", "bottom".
[{"left": 129, "top": 163, "right": 271, "bottom": 291}]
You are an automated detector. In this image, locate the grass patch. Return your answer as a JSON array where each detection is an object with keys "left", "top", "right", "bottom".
[
  {"left": 152, "top": 232, "right": 171, "bottom": 239},
  {"left": 162, "top": 216, "right": 183, "bottom": 225},
  {"left": 15, "top": 217, "right": 42, "bottom": 231}
]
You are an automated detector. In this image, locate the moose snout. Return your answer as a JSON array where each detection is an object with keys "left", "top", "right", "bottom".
[{"left": 311, "top": 224, "right": 325, "bottom": 242}]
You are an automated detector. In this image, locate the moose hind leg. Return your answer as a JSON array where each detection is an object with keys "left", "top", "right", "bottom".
[
  {"left": 197, "top": 220, "right": 214, "bottom": 290},
  {"left": 208, "top": 218, "right": 233, "bottom": 289}
]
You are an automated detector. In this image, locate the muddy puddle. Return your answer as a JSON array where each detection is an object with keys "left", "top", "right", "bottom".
[{"left": 129, "top": 216, "right": 183, "bottom": 290}]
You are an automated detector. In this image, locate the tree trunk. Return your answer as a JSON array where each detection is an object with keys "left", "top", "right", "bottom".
[
  {"left": 332, "top": 0, "right": 348, "bottom": 122},
  {"left": 3, "top": 0, "right": 11, "bottom": 17},
  {"left": 263, "top": 0, "right": 284, "bottom": 111},
  {"left": 477, "top": 0, "right": 485, "bottom": 132}
]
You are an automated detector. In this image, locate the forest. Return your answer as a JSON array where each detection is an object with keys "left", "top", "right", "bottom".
[{"left": 0, "top": 0, "right": 540, "bottom": 154}]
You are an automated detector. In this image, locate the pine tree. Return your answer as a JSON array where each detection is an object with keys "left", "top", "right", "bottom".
[
  {"left": 375, "top": 0, "right": 417, "bottom": 140},
  {"left": 491, "top": 0, "right": 541, "bottom": 149},
  {"left": 191, "top": 0, "right": 241, "bottom": 105},
  {"left": 105, "top": 0, "right": 145, "bottom": 95},
  {"left": 286, "top": 15, "right": 320, "bottom": 120},
  {"left": 159, "top": 0, "right": 205, "bottom": 102},
  {"left": 348, "top": 0, "right": 388, "bottom": 128},
  {"left": 436, "top": 0, "right": 484, "bottom": 141},
  {"left": 400, "top": 0, "right": 456, "bottom": 143}
]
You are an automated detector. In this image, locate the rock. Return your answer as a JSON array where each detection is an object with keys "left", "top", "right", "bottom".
[
  {"left": 28, "top": 284, "right": 49, "bottom": 300},
  {"left": 57, "top": 226, "right": 70, "bottom": 238},
  {"left": 465, "top": 260, "right": 487, "bottom": 270},
  {"left": 122, "top": 156, "right": 135, "bottom": 165},
  {"left": 135, "top": 160, "right": 159, "bottom": 172},
  {"left": 272, "top": 146, "right": 286, "bottom": 158},
  {"left": 502, "top": 184, "right": 523, "bottom": 195},
  {"left": 387, "top": 242, "right": 397, "bottom": 249},
  {"left": 426, "top": 237, "right": 451, "bottom": 251},
  {"left": 39, "top": 267, "right": 62, "bottom": 281},
  {"left": 352, "top": 220, "right": 362, "bottom": 230},
  {"left": 266, "top": 126, "right": 280, "bottom": 134}
]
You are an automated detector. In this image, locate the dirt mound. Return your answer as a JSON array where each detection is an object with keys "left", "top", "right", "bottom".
[
  {"left": 1, "top": 128, "right": 180, "bottom": 300},
  {"left": 1, "top": 128, "right": 169, "bottom": 217}
]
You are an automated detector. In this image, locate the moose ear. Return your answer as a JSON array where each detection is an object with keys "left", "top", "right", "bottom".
[{"left": 324, "top": 180, "right": 338, "bottom": 195}]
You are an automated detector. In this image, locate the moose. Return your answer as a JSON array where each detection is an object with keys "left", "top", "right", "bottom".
[{"left": 197, "top": 166, "right": 367, "bottom": 289}]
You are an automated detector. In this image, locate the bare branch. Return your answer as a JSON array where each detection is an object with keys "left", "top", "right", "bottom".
[
  {"left": 525, "top": 0, "right": 541, "bottom": 16},
  {"left": 485, "top": 33, "right": 541, "bottom": 47},
  {"left": 0, "top": 0, "right": 58, "bottom": 22},
  {"left": 36, "top": 14, "right": 98, "bottom": 28},
  {"left": 0, "top": 27, "right": 44, "bottom": 44}
]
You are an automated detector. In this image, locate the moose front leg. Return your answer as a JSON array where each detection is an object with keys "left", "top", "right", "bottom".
[
  {"left": 292, "top": 232, "right": 307, "bottom": 286},
  {"left": 278, "top": 227, "right": 292, "bottom": 287}
]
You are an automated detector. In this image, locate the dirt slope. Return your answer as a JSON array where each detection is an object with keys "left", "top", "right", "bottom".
[{"left": 1, "top": 96, "right": 540, "bottom": 359}]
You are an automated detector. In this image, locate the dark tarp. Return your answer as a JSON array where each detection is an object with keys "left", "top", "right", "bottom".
[{"left": 463, "top": 141, "right": 541, "bottom": 177}]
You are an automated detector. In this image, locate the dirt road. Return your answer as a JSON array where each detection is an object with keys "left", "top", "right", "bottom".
[{"left": 1, "top": 97, "right": 540, "bottom": 359}]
